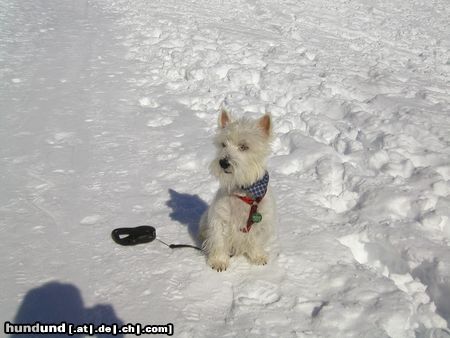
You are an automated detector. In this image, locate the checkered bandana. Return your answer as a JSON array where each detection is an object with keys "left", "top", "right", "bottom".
[{"left": 242, "top": 171, "right": 269, "bottom": 199}]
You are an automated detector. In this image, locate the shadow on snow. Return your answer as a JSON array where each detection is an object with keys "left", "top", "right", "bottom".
[{"left": 11, "top": 281, "right": 124, "bottom": 338}]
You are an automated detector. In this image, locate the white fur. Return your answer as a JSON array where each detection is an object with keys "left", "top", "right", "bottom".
[{"left": 199, "top": 110, "right": 275, "bottom": 271}]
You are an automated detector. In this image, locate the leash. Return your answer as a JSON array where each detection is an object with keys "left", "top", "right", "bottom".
[
  {"left": 111, "top": 173, "right": 269, "bottom": 247},
  {"left": 111, "top": 225, "right": 203, "bottom": 251}
]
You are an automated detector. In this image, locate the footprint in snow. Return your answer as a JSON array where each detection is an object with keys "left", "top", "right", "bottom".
[{"left": 236, "top": 280, "right": 281, "bottom": 306}]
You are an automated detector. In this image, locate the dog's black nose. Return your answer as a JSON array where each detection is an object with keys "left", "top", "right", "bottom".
[{"left": 219, "top": 158, "right": 230, "bottom": 169}]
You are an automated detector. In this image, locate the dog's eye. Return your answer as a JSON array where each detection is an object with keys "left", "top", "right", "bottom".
[
  {"left": 221, "top": 142, "right": 226, "bottom": 148},
  {"left": 238, "top": 144, "right": 249, "bottom": 151}
]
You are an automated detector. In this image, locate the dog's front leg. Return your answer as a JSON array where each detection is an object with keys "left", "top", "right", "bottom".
[
  {"left": 245, "top": 243, "right": 268, "bottom": 266},
  {"left": 208, "top": 252, "right": 230, "bottom": 272},
  {"left": 205, "top": 220, "right": 230, "bottom": 272}
]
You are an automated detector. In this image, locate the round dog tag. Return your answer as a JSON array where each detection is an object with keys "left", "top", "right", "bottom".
[{"left": 252, "top": 212, "right": 262, "bottom": 223}]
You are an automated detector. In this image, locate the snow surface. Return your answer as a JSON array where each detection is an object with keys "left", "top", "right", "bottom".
[{"left": 1, "top": 0, "right": 450, "bottom": 337}]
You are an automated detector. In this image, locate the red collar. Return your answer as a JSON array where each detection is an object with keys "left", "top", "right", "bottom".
[
  {"left": 235, "top": 194, "right": 265, "bottom": 233},
  {"left": 236, "top": 195, "right": 256, "bottom": 205}
]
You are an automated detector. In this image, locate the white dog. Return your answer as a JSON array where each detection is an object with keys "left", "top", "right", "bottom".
[{"left": 199, "top": 109, "right": 275, "bottom": 271}]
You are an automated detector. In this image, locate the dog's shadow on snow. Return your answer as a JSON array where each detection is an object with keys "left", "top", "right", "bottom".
[{"left": 166, "top": 189, "right": 208, "bottom": 246}]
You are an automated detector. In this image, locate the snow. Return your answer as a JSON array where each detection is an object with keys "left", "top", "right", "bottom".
[{"left": 1, "top": 0, "right": 450, "bottom": 337}]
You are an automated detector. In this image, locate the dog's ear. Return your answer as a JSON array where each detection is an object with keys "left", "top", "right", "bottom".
[
  {"left": 259, "top": 113, "right": 272, "bottom": 137},
  {"left": 218, "top": 108, "right": 231, "bottom": 128}
]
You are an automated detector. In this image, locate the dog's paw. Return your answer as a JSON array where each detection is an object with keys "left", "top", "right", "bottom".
[
  {"left": 207, "top": 256, "right": 230, "bottom": 272},
  {"left": 247, "top": 253, "right": 268, "bottom": 266}
]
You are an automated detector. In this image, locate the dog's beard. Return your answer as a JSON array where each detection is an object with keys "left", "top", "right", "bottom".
[{"left": 211, "top": 157, "right": 266, "bottom": 191}]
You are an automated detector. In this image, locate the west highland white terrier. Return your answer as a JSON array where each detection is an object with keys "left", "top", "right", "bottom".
[{"left": 199, "top": 109, "right": 275, "bottom": 271}]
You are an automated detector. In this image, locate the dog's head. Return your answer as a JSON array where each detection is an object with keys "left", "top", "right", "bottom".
[{"left": 210, "top": 109, "right": 272, "bottom": 189}]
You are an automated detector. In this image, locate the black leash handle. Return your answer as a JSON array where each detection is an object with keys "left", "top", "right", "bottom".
[
  {"left": 111, "top": 225, "right": 203, "bottom": 251},
  {"left": 111, "top": 226, "right": 156, "bottom": 246}
]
